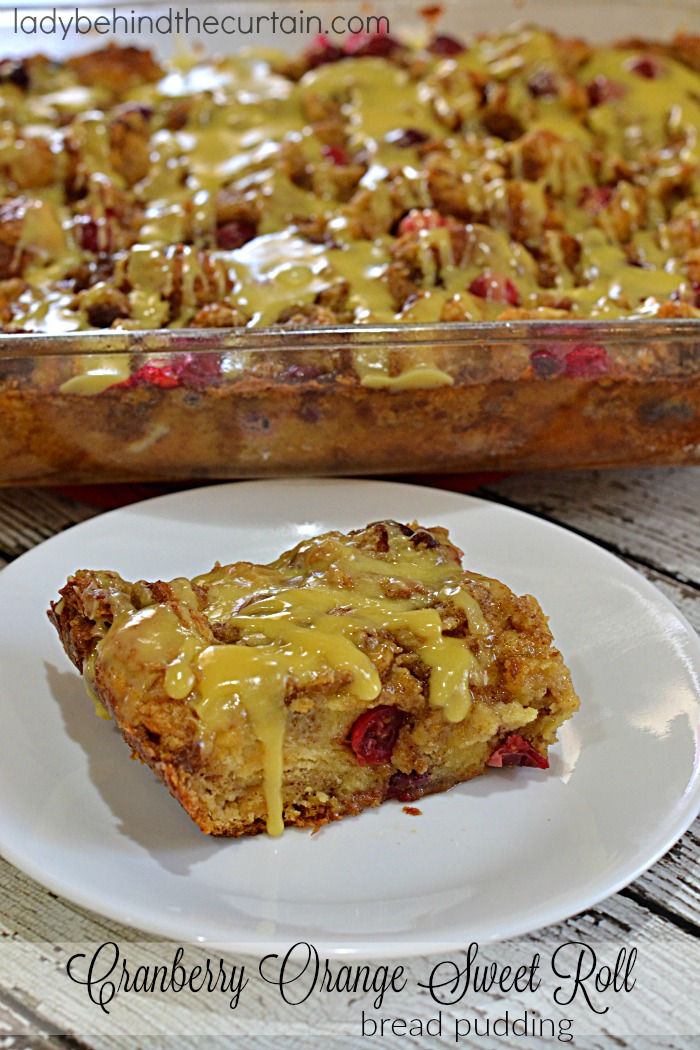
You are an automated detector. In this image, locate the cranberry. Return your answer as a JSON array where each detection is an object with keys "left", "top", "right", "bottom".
[
  {"left": 303, "top": 34, "right": 344, "bottom": 69},
  {"left": 343, "top": 32, "right": 403, "bottom": 58},
  {"left": 487, "top": 733, "right": 548, "bottom": 769},
  {"left": 321, "top": 144, "right": 350, "bottom": 166},
  {"left": 215, "top": 220, "right": 257, "bottom": 250},
  {"left": 530, "top": 349, "right": 564, "bottom": 378},
  {"left": 527, "top": 69, "right": 559, "bottom": 98},
  {"left": 117, "top": 360, "right": 180, "bottom": 389},
  {"left": 586, "top": 75, "right": 626, "bottom": 106},
  {"left": 177, "top": 352, "right": 222, "bottom": 387},
  {"left": 75, "top": 211, "right": 116, "bottom": 254},
  {"left": 563, "top": 343, "right": 610, "bottom": 378},
  {"left": 468, "top": 270, "right": 520, "bottom": 306},
  {"left": 627, "top": 55, "right": 663, "bottom": 79},
  {"left": 76, "top": 219, "right": 101, "bottom": 254},
  {"left": 349, "top": 706, "right": 405, "bottom": 766},
  {"left": 397, "top": 208, "right": 447, "bottom": 235},
  {"left": 386, "top": 770, "right": 431, "bottom": 802},
  {"left": 577, "top": 185, "right": 614, "bottom": 213},
  {"left": 427, "top": 33, "right": 466, "bottom": 56},
  {"left": 115, "top": 352, "right": 221, "bottom": 390}
]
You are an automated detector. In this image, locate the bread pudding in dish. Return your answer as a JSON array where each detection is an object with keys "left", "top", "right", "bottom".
[{"left": 4, "top": 22, "right": 700, "bottom": 482}]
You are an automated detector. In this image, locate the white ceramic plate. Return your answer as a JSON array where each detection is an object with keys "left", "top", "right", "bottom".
[{"left": 1, "top": 479, "right": 699, "bottom": 956}]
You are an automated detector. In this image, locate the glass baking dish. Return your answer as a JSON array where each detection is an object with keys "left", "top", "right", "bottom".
[{"left": 1, "top": 0, "right": 700, "bottom": 485}]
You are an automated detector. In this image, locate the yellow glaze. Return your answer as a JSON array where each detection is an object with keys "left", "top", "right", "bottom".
[
  {"left": 83, "top": 652, "right": 112, "bottom": 719},
  {"left": 59, "top": 353, "right": 131, "bottom": 394},
  {"left": 88, "top": 525, "right": 492, "bottom": 834}
]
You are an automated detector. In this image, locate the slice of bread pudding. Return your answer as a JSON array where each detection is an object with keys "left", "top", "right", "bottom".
[{"left": 48, "top": 520, "right": 579, "bottom": 836}]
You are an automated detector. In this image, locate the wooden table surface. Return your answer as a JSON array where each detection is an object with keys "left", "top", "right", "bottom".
[{"left": 0, "top": 468, "right": 698, "bottom": 1049}]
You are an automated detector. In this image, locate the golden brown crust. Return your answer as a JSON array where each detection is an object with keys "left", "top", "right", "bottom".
[{"left": 66, "top": 44, "right": 162, "bottom": 92}]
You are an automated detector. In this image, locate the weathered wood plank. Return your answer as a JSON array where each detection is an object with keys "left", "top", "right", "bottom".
[
  {"left": 628, "top": 563, "right": 700, "bottom": 635},
  {"left": 0, "top": 997, "right": 71, "bottom": 1046},
  {"left": 0, "top": 491, "right": 97, "bottom": 561},
  {"left": 625, "top": 818, "right": 700, "bottom": 932},
  {"left": 1, "top": 856, "right": 699, "bottom": 1049},
  {"left": 1, "top": 471, "right": 699, "bottom": 579},
  {"left": 482, "top": 468, "right": 700, "bottom": 584}
]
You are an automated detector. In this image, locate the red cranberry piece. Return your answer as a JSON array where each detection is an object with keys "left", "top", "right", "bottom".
[
  {"left": 118, "top": 360, "right": 180, "bottom": 389},
  {"left": 427, "top": 33, "right": 466, "bottom": 56},
  {"left": 487, "top": 733, "right": 548, "bottom": 769},
  {"left": 178, "top": 351, "right": 223, "bottom": 388},
  {"left": 564, "top": 344, "right": 610, "bottom": 378},
  {"left": 397, "top": 208, "right": 447, "bottom": 235},
  {"left": 76, "top": 219, "right": 101, "bottom": 254},
  {"left": 344, "top": 32, "right": 403, "bottom": 58},
  {"left": 385, "top": 127, "right": 430, "bottom": 148},
  {"left": 321, "top": 144, "right": 350, "bottom": 166},
  {"left": 116, "top": 353, "right": 221, "bottom": 390},
  {"left": 527, "top": 69, "right": 559, "bottom": 98},
  {"left": 215, "top": 220, "right": 257, "bottom": 250},
  {"left": 386, "top": 770, "right": 431, "bottom": 802},
  {"left": 349, "top": 705, "right": 405, "bottom": 766},
  {"left": 303, "top": 34, "right": 344, "bottom": 68},
  {"left": 530, "top": 349, "right": 564, "bottom": 378},
  {"left": 75, "top": 211, "right": 116, "bottom": 254},
  {"left": 586, "top": 75, "right": 626, "bottom": 106},
  {"left": 468, "top": 270, "right": 520, "bottom": 306},
  {"left": 627, "top": 55, "right": 663, "bottom": 79},
  {"left": 577, "top": 185, "right": 614, "bottom": 213}
]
